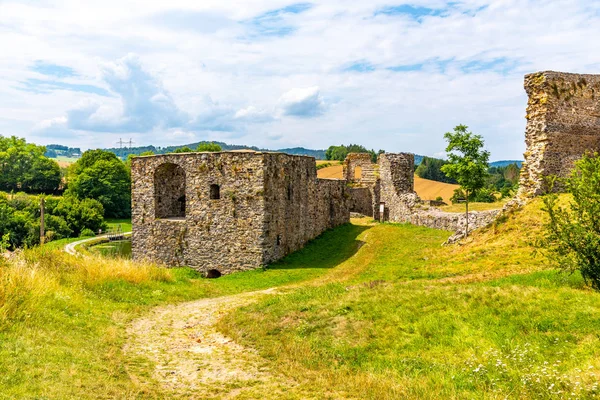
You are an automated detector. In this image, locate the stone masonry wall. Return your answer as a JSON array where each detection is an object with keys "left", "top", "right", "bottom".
[
  {"left": 343, "top": 153, "right": 377, "bottom": 185},
  {"left": 348, "top": 187, "right": 374, "bottom": 217},
  {"left": 378, "top": 152, "right": 498, "bottom": 236},
  {"left": 132, "top": 152, "right": 266, "bottom": 274},
  {"left": 518, "top": 71, "right": 600, "bottom": 198},
  {"left": 132, "top": 152, "right": 350, "bottom": 274},
  {"left": 378, "top": 152, "right": 418, "bottom": 222},
  {"left": 261, "top": 154, "right": 349, "bottom": 264}
]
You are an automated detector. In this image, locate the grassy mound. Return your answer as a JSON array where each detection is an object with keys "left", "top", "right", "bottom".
[{"left": 220, "top": 198, "right": 600, "bottom": 399}]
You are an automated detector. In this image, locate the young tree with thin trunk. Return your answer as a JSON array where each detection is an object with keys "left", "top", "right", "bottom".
[{"left": 440, "top": 125, "right": 490, "bottom": 237}]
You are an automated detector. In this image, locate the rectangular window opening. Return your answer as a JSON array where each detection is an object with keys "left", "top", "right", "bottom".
[{"left": 210, "top": 184, "right": 221, "bottom": 200}]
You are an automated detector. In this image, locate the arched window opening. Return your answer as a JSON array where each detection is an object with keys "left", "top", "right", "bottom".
[
  {"left": 354, "top": 166, "right": 363, "bottom": 180},
  {"left": 210, "top": 184, "right": 221, "bottom": 200},
  {"left": 155, "top": 163, "right": 186, "bottom": 218}
]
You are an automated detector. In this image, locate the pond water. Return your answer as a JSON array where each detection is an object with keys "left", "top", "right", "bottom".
[{"left": 90, "top": 240, "right": 132, "bottom": 258}]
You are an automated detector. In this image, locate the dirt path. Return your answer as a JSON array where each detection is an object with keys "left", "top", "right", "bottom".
[
  {"left": 64, "top": 232, "right": 131, "bottom": 255},
  {"left": 125, "top": 288, "right": 313, "bottom": 399}
]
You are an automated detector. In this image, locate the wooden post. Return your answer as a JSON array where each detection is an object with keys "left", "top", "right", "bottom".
[{"left": 40, "top": 197, "right": 45, "bottom": 245}]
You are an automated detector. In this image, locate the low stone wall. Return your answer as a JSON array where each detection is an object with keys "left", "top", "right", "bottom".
[{"left": 409, "top": 208, "right": 501, "bottom": 236}]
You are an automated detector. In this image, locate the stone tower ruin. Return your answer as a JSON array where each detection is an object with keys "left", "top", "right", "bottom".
[
  {"left": 518, "top": 71, "right": 600, "bottom": 197},
  {"left": 131, "top": 152, "right": 349, "bottom": 275}
]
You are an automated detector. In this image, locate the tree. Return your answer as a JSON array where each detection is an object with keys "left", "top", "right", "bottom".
[
  {"left": 172, "top": 146, "right": 193, "bottom": 153},
  {"left": 66, "top": 150, "right": 131, "bottom": 218},
  {"left": 415, "top": 156, "right": 457, "bottom": 184},
  {"left": 440, "top": 125, "right": 490, "bottom": 237},
  {"left": 537, "top": 153, "right": 600, "bottom": 290},
  {"left": 0, "top": 136, "right": 61, "bottom": 193},
  {"left": 325, "top": 144, "right": 380, "bottom": 163},
  {"left": 196, "top": 142, "right": 222, "bottom": 152}
]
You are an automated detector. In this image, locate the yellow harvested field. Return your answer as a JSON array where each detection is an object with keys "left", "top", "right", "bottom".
[
  {"left": 316, "top": 164, "right": 459, "bottom": 203},
  {"left": 317, "top": 164, "right": 344, "bottom": 179},
  {"left": 414, "top": 176, "right": 459, "bottom": 203}
]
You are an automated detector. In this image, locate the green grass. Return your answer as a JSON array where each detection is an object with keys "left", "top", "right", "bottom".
[
  {"left": 106, "top": 218, "right": 132, "bottom": 232},
  {"left": 2, "top": 199, "right": 600, "bottom": 398},
  {"left": 0, "top": 223, "right": 366, "bottom": 399},
  {"left": 439, "top": 200, "right": 507, "bottom": 213},
  {"left": 55, "top": 155, "right": 80, "bottom": 164},
  {"left": 219, "top": 199, "right": 600, "bottom": 399}
]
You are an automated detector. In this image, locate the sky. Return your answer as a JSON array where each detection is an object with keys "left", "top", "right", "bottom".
[{"left": 1, "top": 1, "right": 599, "bottom": 160}]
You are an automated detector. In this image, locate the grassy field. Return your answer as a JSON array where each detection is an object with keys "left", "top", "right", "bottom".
[
  {"left": 54, "top": 155, "right": 79, "bottom": 167},
  {"left": 220, "top": 199, "right": 600, "bottom": 399},
  {"left": 1, "top": 198, "right": 599, "bottom": 398}
]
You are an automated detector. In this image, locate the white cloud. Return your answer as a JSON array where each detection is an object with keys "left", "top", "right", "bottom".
[
  {"left": 1, "top": 0, "right": 600, "bottom": 158},
  {"left": 278, "top": 86, "right": 326, "bottom": 118}
]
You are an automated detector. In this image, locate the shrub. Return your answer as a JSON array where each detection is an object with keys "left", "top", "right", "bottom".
[
  {"left": 80, "top": 228, "right": 96, "bottom": 238},
  {"left": 537, "top": 153, "right": 600, "bottom": 290}
]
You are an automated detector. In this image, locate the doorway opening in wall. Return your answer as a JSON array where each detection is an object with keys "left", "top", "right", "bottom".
[{"left": 154, "top": 163, "right": 186, "bottom": 219}]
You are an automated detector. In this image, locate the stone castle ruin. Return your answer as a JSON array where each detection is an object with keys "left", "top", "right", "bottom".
[
  {"left": 131, "top": 70, "right": 598, "bottom": 274},
  {"left": 131, "top": 152, "right": 349, "bottom": 275},
  {"left": 518, "top": 71, "right": 600, "bottom": 197}
]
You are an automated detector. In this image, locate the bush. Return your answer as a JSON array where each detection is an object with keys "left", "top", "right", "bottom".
[
  {"left": 537, "top": 153, "right": 600, "bottom": 290},
  {"left": 80, "top": 228, "right": 96, "bottom": 238}
]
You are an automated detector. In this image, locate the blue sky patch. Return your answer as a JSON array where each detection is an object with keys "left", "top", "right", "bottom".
[
  {"left": 18, "top": 79, "right": 111, "bottom": 96},
  {"left": 30, "top": 61, "right": 77, "bottom": 78},
  {"left": 344, "top": 60, "right": 376, "bottom": 73},
  {"left": 375, "top": 4, "right": 445, "bottom": 19},
  {"left": 461, "top": 58, "right": 520, "bottom": 75},
  {"left": 388, "top": 63, "right": 424, "bottom": 72},
  {"left": 245, "top": 2, "right": 313, "bottom": 37}
]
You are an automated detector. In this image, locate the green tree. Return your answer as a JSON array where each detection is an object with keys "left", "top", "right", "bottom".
[
  {"left": 537, "top": 153, "right": 600, "bottom": 290},
  {"left": 0, "top": 136, "right": 61, "bottom": 193},
  {"left": 172, "top": 146, "right": 193, "bottom": 153},
  {"left": 440, "top": 125, "right": 490, "bottom": 236},
  {"left": 325, "top": 144, "right": 380, "bottom": 163},
  {"left": 54, "top": 196, "right": 105, "bottom": 236},
  {"left": 66, "top": 150, "right": 131, "bottom": 218},
  {"left": 415, "top": 156, "right": 457, "bottom": 184},
  {"left": 196, "top": 142, "right": 222, "bottom": 152}
]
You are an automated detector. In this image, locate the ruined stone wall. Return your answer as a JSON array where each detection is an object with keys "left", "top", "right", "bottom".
[
  {"left": 378, "top": 152, "right": 417, "bottom": 222},
  {"left": 408, "top": 208, "right": 500, "bottom": 237},
  {"left": 348, "top": 183, "right": 381, "bottom": 219},
  {"left": 343, "top": 153, "right": 377, "bottom": 184},
  {"left": 133, "top": 152, "right": 350, "bottom": 274},
  {"left": 377, "top": 152, "right": 497, "bottom": 237},
  {"left": 348, "top": 187, "right": 374, "bottom": 217},
  {"left": 518, "top": 71, "right": 600, "bottom": 197},
  {"left": 132, "top": 152, "right": 266, "bottom": 274},
  {"left": 261, "top": 153, "right": 349, "bottom": 264}
]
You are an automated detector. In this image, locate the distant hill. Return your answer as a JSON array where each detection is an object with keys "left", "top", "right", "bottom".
[
  {"left": 100, "top": 141, "right": 327, "bottom": 160},
  {"left": 490, "top": 160, "right": 523, "bottom": 168}
]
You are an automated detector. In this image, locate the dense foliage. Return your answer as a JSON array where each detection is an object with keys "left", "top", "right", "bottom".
[
  {"left": 0, "top": 136, "right": 61, "bottom": 194},
  {"left": 195, "top": 142, "right": 222, "bottom": 152},
  {"left": 538, "top": 153, "right": 600, "bottom": 290},
  {"left": 66, "top": 150, "right": 131, "bottom": 218},
  {"left": 325, "top": 144, "right": 384, "bottom": 163},
  {"left": 0, "top": 192, "right": 105, "bottom": 249}
]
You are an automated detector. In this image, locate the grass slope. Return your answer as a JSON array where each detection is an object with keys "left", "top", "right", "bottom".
[
  {"left": 0, "top": 224, "right": 364, "bottom": 399},
  {"left": 1, "top": 199, "right": 598, "bottom": 398},
  {"left": 220, "top": 199, "right": 600, "bottom": 399}
]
